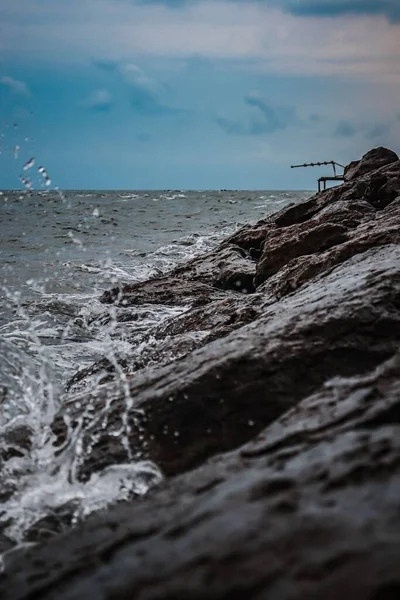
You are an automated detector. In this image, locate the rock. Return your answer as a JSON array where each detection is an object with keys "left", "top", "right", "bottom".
[
  {"left": 152, "top": 295, "right": 262, "bottom": 342},
  {"left": 0, "top": 425, "right": 33, "bottom": 462},
  {"left": 99, "top": 278, "right": 228, "bottom": 307},
  {"left": 100, "top": 247, "right": 257, "bottom": 309},
  {"left": 0, "top": 532, "right": 14, "bottom": 555},
  {"left": 99, "top": 152, "right": 400, "bottom": 313},
  {"left": 50, "top": 150, "right": 400, "bottom": 482},
  {"left": 2, "top": 148, "right": 400, "bottom": 598},
  {"left": 255, "top": 221, "right": 349, "bottom": 284},
  {"left": 172, "top": 244, "right": 256, "bottom": 288},
  {"left": 212, "top": 246, "right": 256, "bottom": 293},
  {"left": 51, "top": 244, "right": 400, "bottom": 483},
  {"left": 2, "top": 350, "right": 399, "bottom": 600},
  {"left": 23, "top": 502, "right": 80, "bottom": 545},
  {"left": 254, "top": 161, "right": 400, "bottom": 288},
  {"left": 344, "top": 147, "right": 398, "bottom": 181},
  {"left": 257, "top": 195, "right": 400, "bottom": 296}
]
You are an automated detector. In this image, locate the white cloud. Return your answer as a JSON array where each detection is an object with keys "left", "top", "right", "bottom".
[
  {"left": 79, "top": 89, "right": 113, "bottom": 110},
  {"left": 0, "top": 75, "right": 30, "bottom": 96},
  {"left": 118, "top": 64, "right": 163, "bottom": 93},
  {"left": 1, "top": 0, "right": 400, "bottom": 84}
]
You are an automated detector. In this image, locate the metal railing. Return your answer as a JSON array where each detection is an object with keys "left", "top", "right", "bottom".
[{"left": 291, "top": 161, "right": 345, "bottom": 191}]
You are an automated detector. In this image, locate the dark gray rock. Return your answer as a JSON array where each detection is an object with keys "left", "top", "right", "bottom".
[
  {"left": 258, "top": 196, "right": 400, "bottom": 297},
  {"left": 2, "top": 351, "right": 399, "bottom": 600},
  {"left": 211, "top": 246, "right": 256, "bottom": 293},
  {"left": 50, "top": 150, "right": 400, "bottom": 482},
  {"left": 254, "top": 221, "right": 349, "bottom": 285},
  {"left": 344, "top": 147, "right": 398, "bottom": 181},
  {"left": 254, "top": 161, "right": 400, "bottom": 288},
  {"left": 51, "top": 244, "right": 400, "bottom": 482},
  {"left": 99, "top": 277, "right": 228, "bottom": 307},
  {"left": 3, "top": 147, "right": 400, "bottom": 599}
]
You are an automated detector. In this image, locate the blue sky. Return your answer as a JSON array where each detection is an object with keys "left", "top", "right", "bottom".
[{"left": 1, "top": 0, "right": 399, "bottom": 189}]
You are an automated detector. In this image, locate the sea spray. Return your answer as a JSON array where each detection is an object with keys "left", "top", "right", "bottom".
[{"left": 1, "top": 187, "right": 307, "bottom": 554}]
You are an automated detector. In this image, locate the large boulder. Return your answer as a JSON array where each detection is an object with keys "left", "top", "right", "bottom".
[
  {"left": 256, "top": 195, "right": 400, "bottom": 293},
  {"left": 48, "top": 153, "right": 400, "bottom": 485},
  {"left": 2, "top": 147, "right": 400, "bottom": 599},
  {"left": 344, "top": 146, "right": 398, "bottom": 181},
  {"left": 255, "top": 160, "right": 400, "bottom": 288},
  {"left": 1, "top": 351, "right": 399, "bottom": 600},
  {"left": 50, "top": 244, "right": 400, "bottom": 483}
]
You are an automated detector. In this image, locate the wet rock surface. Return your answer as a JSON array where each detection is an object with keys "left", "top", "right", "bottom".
[
  {"left": 344, "top": 146, "right": 398, "bottom": 181},
  {"left": 2, "top": 351, "right": 400, "bottom": 600},
  {"left": 1, "top": 147, "right": 400, "bottom": 598},
  {"left": 52, "top": 243, "right": 400, "bottom": 482}
]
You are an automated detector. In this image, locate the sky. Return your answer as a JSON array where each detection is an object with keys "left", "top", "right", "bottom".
[{"left": 0, "top": 0, "right": 400, "bottom": 189}]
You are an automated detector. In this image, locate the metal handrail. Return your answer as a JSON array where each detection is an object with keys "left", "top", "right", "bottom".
[{"left": 291, "top": 161, "right": 345, "bottom": 176}]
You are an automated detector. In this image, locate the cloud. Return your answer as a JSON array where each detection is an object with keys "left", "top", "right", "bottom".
[
  {"left": 215, "top": 117, "right": 247, "bottom": 135},
  {"left": 246, "top": 93, "right": 298, "bottom": 130},
  {"left": 128, "top": 1, "right": 400, "bottom": 23},
  {"left": 91, "top": 58, "right": 119, "bottom": 72},
  {"left": 334, "top": 120, "right": 357, "bottom": 137},
  {"left": 333, "top": 114, "right": 399, "bottom": 140},
  {"left": 280, "top": 1, "right": 400, "bottom": 22},
  {"left": 217, "top": 93, "right": 299, "bottom": 136},
  {"left": 93, "top": 60, "right": 183, "bottom": 116},
  {"left": 0, "top": 75, "right": 30, "bottom": 96},
  {"left": 2, "top": 1, "right": 400, "bottom": 85},
  {"left": 79, "top": 89, "right": 113, "bottom": 110},
  {"left": 366, "top": 122, "right": 390, "bottom": 139}
]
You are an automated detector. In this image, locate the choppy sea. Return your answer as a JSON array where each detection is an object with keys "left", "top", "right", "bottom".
[{"left": 0, "top": 188, "right": 310, "bottom": 559}]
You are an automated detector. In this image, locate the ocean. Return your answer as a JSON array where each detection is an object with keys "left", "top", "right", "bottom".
[{"left": 0, "top": 189, "right": 310, "bottom": 555}]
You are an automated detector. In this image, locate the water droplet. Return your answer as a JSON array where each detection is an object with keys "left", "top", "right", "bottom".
[
  {"left": 23, "top": 157, "right": 35, "bottom": 171},
  {"left": 19, "top": 175, "right": 33, "bottom": 190},
  {"left": 37, "top": 166, "right": 52, "bottom": 187}
]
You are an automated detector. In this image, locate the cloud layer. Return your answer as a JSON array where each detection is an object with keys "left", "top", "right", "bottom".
[
  {"left": 131, "top": 0, "right": 400, "bottom": 22},
  {"left": 79, "top": 89, "right": 113, "bottom": 110},
  {"left": 217, "top": 94, "right": 299, "bottom": 135},
  {"left": 93, "top": 60, "right": 183, "bottom": 115},
  {"left": 1, "top": 0, "right": 400, "bottom": 189},
  {"left": 280, "top": 0, "right": 400, "bottom": 22},
  {"left": 2, "top": 1, "right": 399, "bottom": 84},
  {"left": 0, "top": 75, "right": 30, "bottom": 96}
]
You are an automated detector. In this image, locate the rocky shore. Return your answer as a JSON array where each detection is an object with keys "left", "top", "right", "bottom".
[{"left": 1, "top": 147, "right": 400, "bottom": 599}]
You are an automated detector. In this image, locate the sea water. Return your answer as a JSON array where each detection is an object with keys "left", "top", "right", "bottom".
[{"left": 0, "top": 188, "right": 310, "bottom": 556}]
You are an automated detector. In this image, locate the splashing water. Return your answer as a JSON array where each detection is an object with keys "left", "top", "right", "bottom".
[
  {"left": 38, "top": 165, "right": 51, "bottom": 187},
  {"left": 0, "top": 272, "right": 164, "bottom": 555},
  {"left": 22, "top": 157, "right": 35, "bottom": 171},
  {"left": 18, "top": 175, "right": 32, "bottom": 190},
  {"left": 0, "top": 187, "right": 309, "bottom": 558}
]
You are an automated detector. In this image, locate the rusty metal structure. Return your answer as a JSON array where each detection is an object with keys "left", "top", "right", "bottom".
[{"left": 291, "top": 160, "right": 345, "bottom": 192}]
